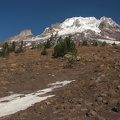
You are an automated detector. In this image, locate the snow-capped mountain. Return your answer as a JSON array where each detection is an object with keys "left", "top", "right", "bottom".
[
  {"left": 2, "top": 16, "right": 120, "bottom": 47},
  {"left": 44, "top": 17, "right": 102, "bottom": 36},
  {"left": 41, "top": 16, "right": 120, "bottom": 41}
]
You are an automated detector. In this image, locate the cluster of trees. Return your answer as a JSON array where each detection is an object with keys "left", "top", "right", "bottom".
[
  {"left": 79, "top": 40, "right": 108, "bottom": 47},
  {"left": 52, "top": 36, "right": 77, "bottom": 58},
  {"left": 0, "top": 42, "right": 9, "bottom": 58},
  {"left": 40, "top": 40, "right": 51, "bottom": 55},
  {"left": 0, "top": 41, "right": 24, "bottom": 58},
  {"left": 40, "top": 35, "right": 78, "bottom": 59},
  {"left": 81, "top": 40, "right": 116, "bottom": 47},
  {"left": 15, "top": 41, "right": 24, "bottom": 54},
  {"left": 40, "top": 34, "right": 55, "bottom": 55}
]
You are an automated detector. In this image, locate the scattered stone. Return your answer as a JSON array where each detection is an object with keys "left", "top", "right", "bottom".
[
  {"left": 96, "top": 116, "right": 107, "bottom": 120},
  {"left": 92, "top": 102, "right": 99, "bottom": 107},
  {"left": 96, "top": 76, "right": 101, "bottom": 82},
  {"left": 64, "top": 54, "right": 72, "bottom": 60},
  {"left": 86, "top": 110, "right": 97, "bottom": 117},
  {"left": 9, "top": 91, "right": 14, "bottom": 94},
  {"left": 96, "top": 97, "right": 103, "bottom": 102},
  {"left": 96, "top": 74, "right": 106, "bottom": 82},
  {"left": 116, "top": 99, "right": 120, "bottom": 111},
  {"left": 76, "top": 56, "right": 81, "bottom": 61},
  {"left": 78, "top": 98, "right": 83, "bottom": 103},
  {"left": 112, "top": 99, "right": 120, "bottom": 113},
  {"left": 100, "top": 93, "right": 107, "bottom": 97},
  {"left": 45, "top": 101, "right": 51, "bottom": 105},
  {"left": 20, "top": 95, "right": 25, "bottom": 98},
  {"left": 76, "top": 104, "right": 82, "bottom": 107},
  {"left": 102, "top": 54, "right": 108, "bottom": 59},
  {"left": 109, "top": 98, "right": 118, "bottom": 105},
  {"left": 19, "top": 68, "right": 26, "bottom": 73},
  {"left": 94, "top": 69, "right": 99, "bottom": 72},
  {"left": 10, "top": 69, "right": 15, "bottom": 72},
  {"left": 45, "top": 65, "right": 49, "bottom": 68},
  {"left": 102, "top": 100, "right": 108, "bottom": 104},
  {"left": 81, "top": 108, "right": 88, "bottom": 111},
  {"left": 108, "top": 89, "right": 117, "bottom": 97},
  {"left": 100, "top": 64, "right": 104, "bottom": 68},
  {"left": 85, "top": 102, "right": 93, "bottom": 106},
  {"left": 90, "top": 77, "right": 95, "bottom": 80},
  {"left": 117, "top": 85, "right": 120, "bottom": 90},
  {"left": 10, "top": 63, "right": 17, "bottom": 68}
]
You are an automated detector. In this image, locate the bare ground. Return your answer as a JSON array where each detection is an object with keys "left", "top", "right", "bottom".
[{"left": 0, "top": 46, "right": 120, "bottom": 120}]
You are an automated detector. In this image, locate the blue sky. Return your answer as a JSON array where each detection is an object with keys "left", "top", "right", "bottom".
[{"left": 0, "top": 0, "right": 120, "bottom": 41}]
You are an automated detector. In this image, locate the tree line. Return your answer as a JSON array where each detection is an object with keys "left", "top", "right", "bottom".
[{"left": 0, "top": 35, "right": 116, "bottom": 59}]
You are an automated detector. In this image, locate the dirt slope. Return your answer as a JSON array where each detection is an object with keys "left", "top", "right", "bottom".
[{"left": 0, "top": 46, "right": 120, "bottom": 120}]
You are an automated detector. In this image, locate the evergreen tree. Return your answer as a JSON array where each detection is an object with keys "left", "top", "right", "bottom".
[
  {"left": 44, "top": 40, "right": 51, "bottom": 49},
  {"left": 52, "top": 41, "right": 67, "bottom": 58},
  {"left": 15, "top": 41, "right": 24, "bottom": 54},
  {"left": 102, "top": 41, "right": 107, "bottom": 46},
  {"left": 112, "top": 42, "right": 116, "bottom": 46},
  {"left": 37, "top": 43, "right": 43, "bottom": 50},
  {"left": 82, "top": 41, "right": 88, "bottom": 46},
  {"left": 52, "top": 36, "right": 77, "bottom": 58},
  {"left": 93, "top": 41, "right": 98, "bottom": 46},
  {"left": 71, "top": 41, "right": 78, "bottom": 59},
  {"left": 12, "top": 41, "right": 16, "bottom": 51},
  {"left": 20, "top": 41, "right": 23, "bottom": 50},
  {"left": 2, "top": 42, "right": 9, "bottom": 58},
  {"left": 57, "top": 36, "right": 62, "bottom": 43},
  {"left": 9, "top": 41, "right": 15, "bottom": 52},
  {"left": 41, "top": 48, "right": 48, "bottom": 55},
  {"left": 64, "top": 36, "right": 72, "bottom": 52},
  {"left": 0, "top": 50, "right": 3, "bottom": 57}
]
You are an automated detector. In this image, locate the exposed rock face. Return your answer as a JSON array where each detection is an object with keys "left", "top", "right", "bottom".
[
  {"left": 99, "top": 17, "right": 120, "bottom": 40},
  {"left": 19, "top": 30, "right": 33, "bottom": 37},
  {"left": 5, "top": 29, "right": 34, "bottom": 43}
]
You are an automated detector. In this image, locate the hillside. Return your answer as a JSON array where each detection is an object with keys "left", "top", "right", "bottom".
[{"left": 0, "top": 45, "right": 120, "bottom": 120}]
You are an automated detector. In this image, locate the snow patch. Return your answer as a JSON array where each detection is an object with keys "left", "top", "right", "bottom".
[
  {"left": 57, "top": 16, "right": 102, "bottom": 36},
  {"left": 0, "top": 80, "right": 75, "bottom": 118},
  {"left": 25, "top": 42, "right": 31, "bottom": 47},
  {"left": 97, "top": 39, "right": 120, "bottom": 44}
]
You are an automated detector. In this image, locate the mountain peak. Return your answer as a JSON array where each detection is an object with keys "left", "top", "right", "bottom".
[
  {"left": 56, "top": 16, "right": 102, "bottom": 36},
  {"left": 62, "top": 16, "right": 98, "bottom": 27},
  {"left": 100, "top": 16, "right": 118, "bottom": 26},
  {"left": 39, "top": 16, "right": 120, "bottom": 42},
  {"left": 4, "top": 29, "right": 34, "bottom": 43},
  {"left": 19, "top": 29, "right": 33, "bottom": 37}
]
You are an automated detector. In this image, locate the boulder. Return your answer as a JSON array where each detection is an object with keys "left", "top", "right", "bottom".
[
  {"left": 76, "top": 56, "right": 81, "bottom": 61},
  {"left": 86, "top": 110, "right": 97, "bottom": 117}
]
